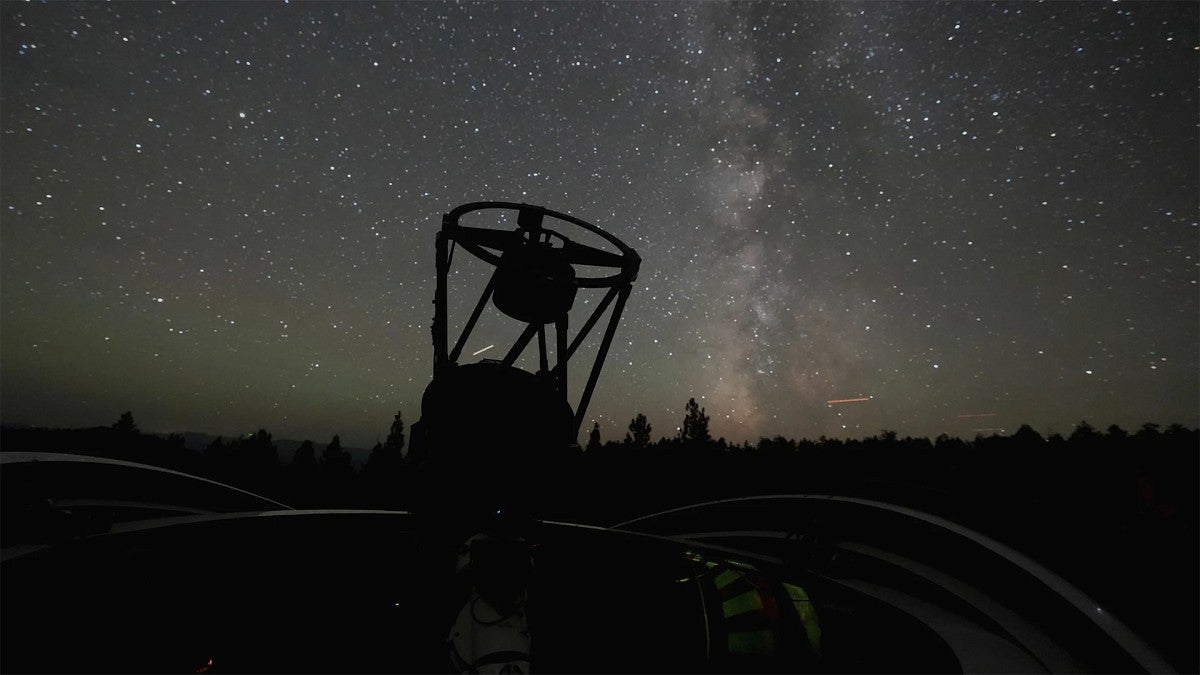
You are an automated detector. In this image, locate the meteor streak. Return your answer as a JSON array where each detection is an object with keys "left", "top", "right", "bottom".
[
  {"left": 827, "top": 397, "right": 871, "bottom": 404},
  {"left": 957, "top": 413, "right": 997, "bottom": 419},
  {"left": 471, "top": 344, "right": 495, "bottom": 356}
]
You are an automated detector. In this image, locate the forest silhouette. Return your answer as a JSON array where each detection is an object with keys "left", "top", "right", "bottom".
[{"left": 1, "top": 402, "right": 1196, "bottom": 671}]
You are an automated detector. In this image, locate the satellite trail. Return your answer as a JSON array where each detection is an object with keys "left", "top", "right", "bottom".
[
  {"left": 472, "top": 344, "right": 495, "bottom": 356},
  {"left": 827, "top": 397, "right": 871, "bottom": 405}
]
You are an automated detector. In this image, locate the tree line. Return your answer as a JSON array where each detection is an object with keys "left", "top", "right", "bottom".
[
  {"left": 3, "top": 400, "right": 1195, "bottom": 672},
  {"left": 2, "top": 400, "right": 1194, "bottom": 525}
]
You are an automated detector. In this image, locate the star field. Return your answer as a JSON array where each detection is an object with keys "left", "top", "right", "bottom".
[{"left": 2, "top": 1, "right": 1196, "bottom": 448}]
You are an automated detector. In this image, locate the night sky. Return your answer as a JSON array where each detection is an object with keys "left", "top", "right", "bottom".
[{"left": 2, "top": 1, "right": 1196, "bottom": 449}]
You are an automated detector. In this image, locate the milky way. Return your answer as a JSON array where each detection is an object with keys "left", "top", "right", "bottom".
[{"left": 2, "top": 2, "right": 1196, "bottom": 448}]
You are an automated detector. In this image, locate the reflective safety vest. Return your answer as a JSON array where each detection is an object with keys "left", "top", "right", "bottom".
[{"left": 684, "top": 552, "right": 822, "bottom": 665}]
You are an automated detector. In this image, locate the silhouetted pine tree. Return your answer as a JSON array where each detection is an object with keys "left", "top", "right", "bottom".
[
  {"left": 586, "top": 421, "right": 603, "bottom": 452},
  {"left": 366, "top": 412, "right": 404, "bottom": 470},
  {"left": 204, "top": 436, "right": 233, "bottom": 481},
  {"left": 321, "top": 435, "right": 353, "bottom": 477},
  {"left": 678, "top": 398, "right": 710, "bottom": 446},
  {"left": 113, "top": 411, "right": 138, "bottom": 434},
  {"left": 292, "top": 439, "right": 317, "bottom": 471},
  {"left": 625, "top": 413, "right": 652, "bottom": 448},
  {"left": 1069, "top": 420, "right": 1103, "bottom": 445},
  {"left": 1012, "top": 424, "right": 1045, "bottom": 446},
  {"left": 364, "top": 411, "right": 406, "bottom": 507},
  {"left": 235, "top": 429, "right": 280, "bottom": 494}
]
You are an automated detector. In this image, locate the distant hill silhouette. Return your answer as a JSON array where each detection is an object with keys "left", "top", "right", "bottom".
[{"left": 176, "top": 432, "right": 372, "bottom": 469}]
